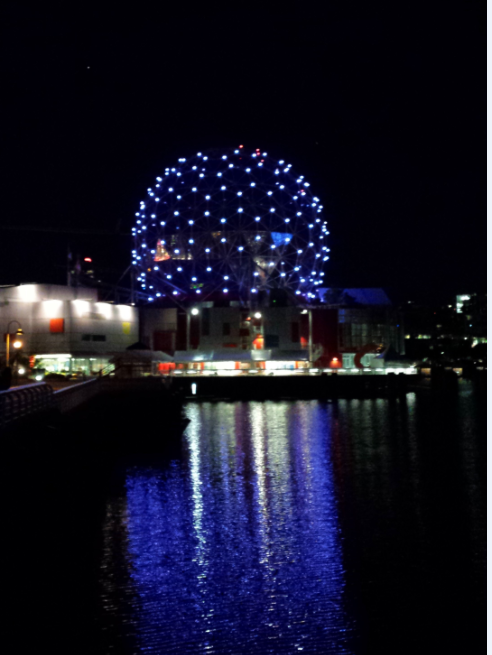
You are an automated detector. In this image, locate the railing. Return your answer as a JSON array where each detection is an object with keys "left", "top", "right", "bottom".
[
  {"left": 0, "top": 376, "right": 172, "bottom": 429},
  {"left": 99, "top": 376, "right": 169, "bottom": 392},
  {"left": 0, "top": 382, "right": 54, "bottom": 429},
  {"left": 53, "top": 378, "right": 100, "bottom": 413}
]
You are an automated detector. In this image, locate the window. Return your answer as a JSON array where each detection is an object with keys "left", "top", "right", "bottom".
[
  {"left": 92, "top": 335, "right": 106, "bottom": 342},
  {"left": 81, "top": 334, "right": 91, "bottom": 341},
  {"left": 222, "top": 322, "right": 230, "bottom": 336},
  {"left": 343, "top": 354, "right": 354, "bottom": 368}
]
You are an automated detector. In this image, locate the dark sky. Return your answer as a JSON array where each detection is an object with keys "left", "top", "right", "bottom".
[{"left": 1, "top": 3, "right": 486, "bottom": 303}]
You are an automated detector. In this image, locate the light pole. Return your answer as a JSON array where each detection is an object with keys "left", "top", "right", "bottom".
[
  {"left": 301, "top": 309, "right": 313, "bottom": 364},
  {"left": 5, "top": 321, "right": 23, "bottom": 367},
  {"left": 308, "top": 309, "right": 313, "bottom": 364},
  {"left": 187, "top": 308, "right": 199, "bottom": 351},
  {"left": 254, "top": 311, "right": 263, "bottom": 348}
]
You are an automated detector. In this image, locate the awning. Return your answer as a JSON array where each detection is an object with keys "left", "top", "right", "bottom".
[
  {"left": 173, "top": 349, "right": 310, "bottom": 363},
  {"left": 110, "top": 350, "right": 174, "bottom": 364}
]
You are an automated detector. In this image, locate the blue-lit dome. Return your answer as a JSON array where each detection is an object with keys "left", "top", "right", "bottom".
[{"left": 132, "top": 147, "right": 329, "bottom": 303}]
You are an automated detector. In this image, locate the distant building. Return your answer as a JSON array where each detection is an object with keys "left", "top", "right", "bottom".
[
  {"left": 456, "top": 294, "right": 471, "bottom": 314},
  {"left": 313, "top": 288, "right": 405, "bottom": 369},
  {"left": 0, "top": 284, "right": 138, "bottom": 375},
  {"left": 139, "top": 288, "right": 411, "bottom": 374},
  {"left": 400, "top": 293, "right": 487, "bottom": 365},
  {"left": 0, "top": 282, "right": 413, "bottom": 377}
]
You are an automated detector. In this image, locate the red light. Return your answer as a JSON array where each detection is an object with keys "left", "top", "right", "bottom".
[
  {"left": 239, "top": 145, "right": 244, "bottom": 149},
  {"left": 84, "top": 257, "right": 92, "bottom": 263}
]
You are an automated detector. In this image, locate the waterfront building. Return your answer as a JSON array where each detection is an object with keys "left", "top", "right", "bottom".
[
  {"left": 130, "top": 147, "right": 414, "bottom": 376},
  {"left": 0, "top": 148, "right": 416, "bottom": 379},
  {"left": 139, "top": 287, "right": 412, "bottom": 375},
  {"left": 0, "top": 282, "right": 413, "bottom": 377},
  {"left": 0, "top": 284, "right": 138, "bottom": 376}
]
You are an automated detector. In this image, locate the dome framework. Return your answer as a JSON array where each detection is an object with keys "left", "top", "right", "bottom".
[{"left": 132, "top": 147, "right": 329, "bottom": 305}]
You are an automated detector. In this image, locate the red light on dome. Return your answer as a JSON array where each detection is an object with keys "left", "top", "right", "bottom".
[{"left": 84, "top": 257, "right": 92, "bottom": 262}]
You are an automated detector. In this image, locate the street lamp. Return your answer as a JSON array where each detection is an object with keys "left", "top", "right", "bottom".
[
  {"left": 308, "top": 309, "right": 313, "bottom": 364},
  {"left": 6, "top": 321, "right": 23, "bottom": 367},
  {"left": 300, "top": 309, "right": 313, "bottom": 363},
  {"left": 187, "top": 308, "right": 199, "bottom": 351}
]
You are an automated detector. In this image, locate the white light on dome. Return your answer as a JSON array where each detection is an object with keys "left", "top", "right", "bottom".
[{"left": 134, "top": 148, "right": 328, "bottom": 303}]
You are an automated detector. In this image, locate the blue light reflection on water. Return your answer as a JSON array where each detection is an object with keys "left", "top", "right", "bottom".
[{"left": 121, "top": 401, "right": 352, "bottom": 653}]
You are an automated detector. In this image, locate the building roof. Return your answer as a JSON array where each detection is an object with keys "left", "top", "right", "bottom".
[
  {"left": 0, "top": 283, "right": 98, "bottom": 302},
  {"left": 110, "top": 350, "right": 173, "bottom": 364},
  {"left": 317, "top": 288, "right": 392, "bottom": 306}
]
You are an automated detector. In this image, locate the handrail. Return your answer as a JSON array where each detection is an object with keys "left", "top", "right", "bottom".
[
  {"left": 53, "top": 378, "right": 98, "bottom": 396},
  {"left": 0, "top": 382, "right": 54, "bottom": 429},
  {"left": 0, "top": 382, "right": 48, "bottom": 396},
  {"left": 53, "top": 378, "right": 100, "bottom": 413}
]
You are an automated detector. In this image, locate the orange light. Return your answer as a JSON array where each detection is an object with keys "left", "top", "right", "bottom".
[
  {"left": 84, "top": 257, "right": 92, "bottom": 263},
  {"left": 332, "top": 357, "right": 338, "bottom": 362},
  {"left": 253, "top": 334, "right": 264, "bottom": 350},
  {"left": 239, "top": 145, "right": 244, "bottom": 148}
]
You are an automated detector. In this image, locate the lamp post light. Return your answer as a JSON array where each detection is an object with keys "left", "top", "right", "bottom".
[
  {"left": 300, "top": 309, "right": 313, "bottom": 364},
  {"left": 251, "top": 311, "right": 263, "bottom": 351},
  {"left": 308, "top": 309, "right": 313, "bottom": 365},
  {"left": 187, "top": 308, "right": 200, "bottom": 351},
  {"left": 6, "top": 321, "right": 23, "bottom": 367}
]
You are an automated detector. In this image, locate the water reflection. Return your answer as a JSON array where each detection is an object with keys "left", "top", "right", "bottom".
[
  {"left": 111, "top": 402, "right": 351, "bottom": 653},
  {"left": 98, "top": 387, "right": 485, "bottom": 653}
]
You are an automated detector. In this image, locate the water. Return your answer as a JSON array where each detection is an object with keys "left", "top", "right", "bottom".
[{"left": 96, "top": 384, "right": 486, "bottom": 653}]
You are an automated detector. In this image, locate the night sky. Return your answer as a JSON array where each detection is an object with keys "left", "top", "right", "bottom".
[{"left": 1, "top": 4, "right": 486, "bottom": 303}]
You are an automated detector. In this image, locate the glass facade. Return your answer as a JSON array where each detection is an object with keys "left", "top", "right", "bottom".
[{"left": 33, "top": 355, "right": 113, "bottom": 376}]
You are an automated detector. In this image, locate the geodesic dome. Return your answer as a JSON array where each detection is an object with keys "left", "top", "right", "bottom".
[{"left": 132, "top": 147, "right": 329, "bottom": 304}]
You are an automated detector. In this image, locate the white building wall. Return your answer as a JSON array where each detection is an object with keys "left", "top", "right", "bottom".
[
  {"left": 140, "top": 307, "right": 178, "bottom": 349},
  {"left": 199, "top": 307, "right": 241, "bottom": 349},
  {"left": 262, "top": 306, "right": 302, "bottom": 350},
  {"left": 196, "top": 306, "right": 303, "bottom": 351},
  {"left": 0, "top": 284, "right": 138, "bottom": 356}
]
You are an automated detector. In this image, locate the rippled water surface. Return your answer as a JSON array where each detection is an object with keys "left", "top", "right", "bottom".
[{"left": 98, "top": 387, "right": 485, "bottom": 654}]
